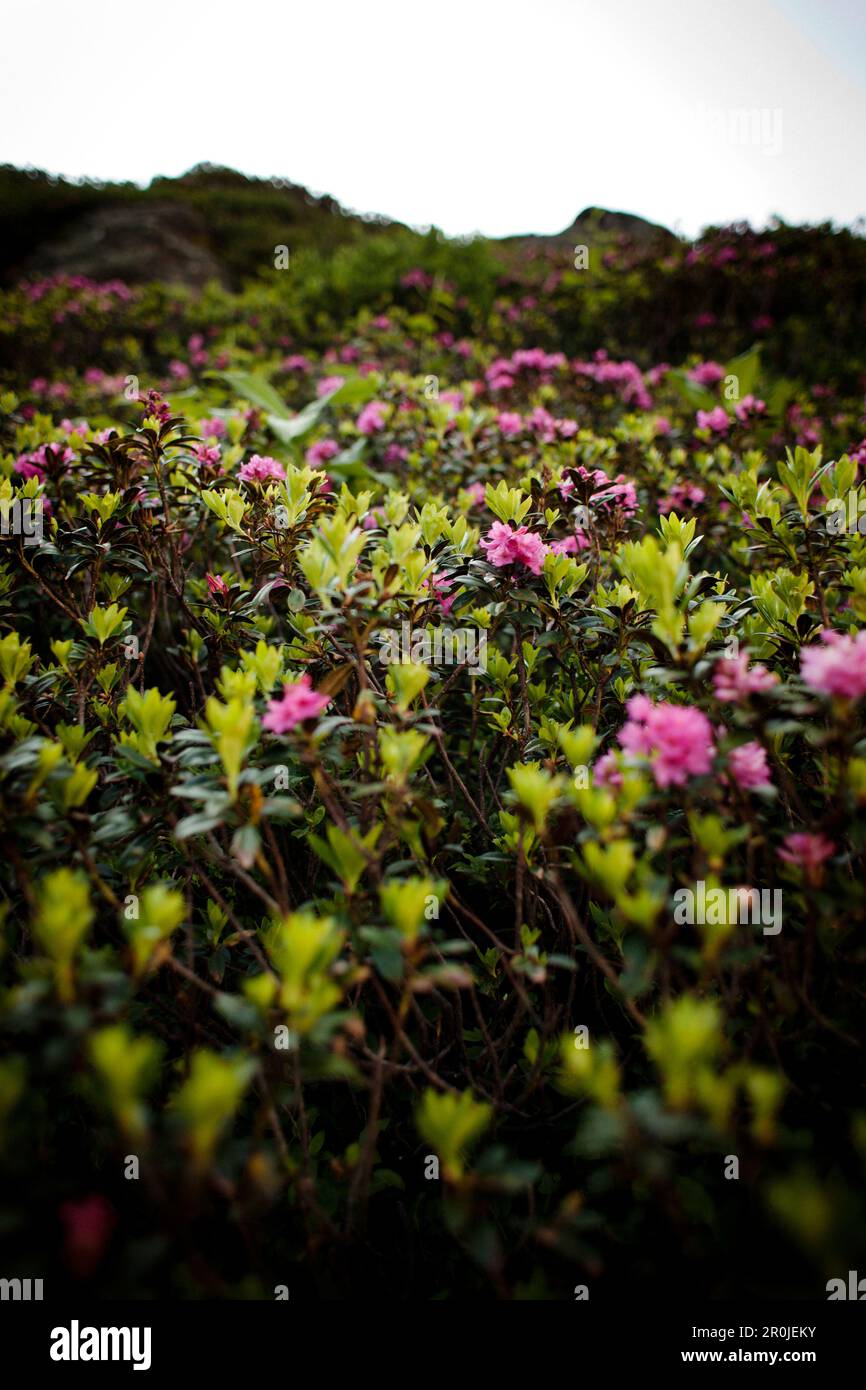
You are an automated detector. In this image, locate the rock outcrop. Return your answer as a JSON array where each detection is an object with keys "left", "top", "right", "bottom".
[{"left": 21, "top": 201, "right": 228, "bottom": 289}]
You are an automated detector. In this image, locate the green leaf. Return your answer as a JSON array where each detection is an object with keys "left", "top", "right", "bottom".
[{"left": 215, "top": 370, "right": 291, "bottom": 418}]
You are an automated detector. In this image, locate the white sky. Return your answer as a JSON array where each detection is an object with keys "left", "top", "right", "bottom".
[{"left": 1, "top": 0, "right": 864, "bottom": 238}]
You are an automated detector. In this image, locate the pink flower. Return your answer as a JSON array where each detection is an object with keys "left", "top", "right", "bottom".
[
  {"left": 464, "top": 482, "right": 486, "bottom": 506},
  {"left": 688, "top": 361, "right": 725, "bottom": 386},
  {"left": 591, "top": 475, "right": 638, "bottom": 516},
  {"left": 618, "top": 696, "right": 714, "bottom": 788},
  {"left": 497, "top": 411, "right": 523, "bottom": 437},
  {"left": 728, "top": 741, "right": 772, "bottom": 791},
  {"left": 426, "top": 573, "right": 456, "bottom": 616},
  {"left": 734, "top": 394, "right": 766, "bottom": 423},
  {"left": 263, "top": 675, "right": 331, "bottom": 733},
  {"left": 480, "top": 521, "right": 549, "bottom": 575},
  {"left": 206, "top": 573, "right": 229, "bottom": 597},
  {"left": 800, "top": 629, "right": 866, "bottom": 701},
  {"left": 777, "top": 832, "right": 835, "bottom": 877},
  {"left": 356, "top": 401, "right": 388, "bottom": 434},
  {"left": 14, "top": 452, "right": 46, "bottom": 481},
  {"left": 305, "top": 438, "right": 340, "bottom": 466},
  {"left": 401, "top": 268, "right": 432, "bottom": 291},
  {"left": 654, "top": 416, "right": 672, "bottom": 437},
  {"left": 526, "top": 406, "right": 557, "bottom": 442},
  {"left": 141, "top": 389, "right": 171, "bottom": 422},
  {"left": 199, "top": 416, "right": 227, "bottom": 439},
  {"left": 60, "top": 1195, "right": 116, "bottom": 1279},
  {"left": 317, "top": 375, "right": 345, "bottom": 397},
  {"left": 550, "top": 536, "right": 578, "bottom": 555},
  {"left": 658, "top": 482, "right": 705, "bottom": 515},
  {"left": 646, "top": 364, "right": 670, "bottom": 387},
  {"left": 592, "top": 751, "right": 623, "bottom": 789},
  {"left": 14, "top": 444, "right": 75, "bottom": 480},
  {"left": 238, "top": 454, "right": 284, "bottom": 484},
  {"left": 696, "top": 406, "right": 730, "bottom": 434},
  {"left": 193, "top": 444, "right": 222, "bottom": 468},
  {"left": 714, "top": 651, "right": 778, "bottom": 703}
]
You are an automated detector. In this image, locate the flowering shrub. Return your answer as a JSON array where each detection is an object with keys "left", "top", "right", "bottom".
[{"left": 1, "top": 223, "right": 865, "bottom": 1301}]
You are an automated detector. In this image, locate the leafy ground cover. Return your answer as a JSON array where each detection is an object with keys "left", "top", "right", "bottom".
[{"left": 1, "top": 215, "right": 865, "bottom": 1299}]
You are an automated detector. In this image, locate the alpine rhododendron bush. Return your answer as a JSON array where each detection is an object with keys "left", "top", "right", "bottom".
[{"left": 1, "top": 220, "right": 865, "bottom": 1300}]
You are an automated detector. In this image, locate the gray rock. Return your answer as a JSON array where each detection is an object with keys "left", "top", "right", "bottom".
[{"left": 21, "top": 201, "right": 228, "bottom": 289}]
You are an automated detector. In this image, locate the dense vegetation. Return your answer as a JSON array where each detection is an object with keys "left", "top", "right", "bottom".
[{"left": 1, "top": 195, "right": 865, "bottom": 1299}]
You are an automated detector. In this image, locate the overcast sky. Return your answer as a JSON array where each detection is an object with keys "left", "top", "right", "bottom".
[{"left": 1, "top": 0, "right": 864, "bottom": 239}]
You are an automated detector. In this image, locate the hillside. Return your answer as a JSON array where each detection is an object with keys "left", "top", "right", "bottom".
[{"left": 0, "top": 163, "right": 404, "bottom": 288}]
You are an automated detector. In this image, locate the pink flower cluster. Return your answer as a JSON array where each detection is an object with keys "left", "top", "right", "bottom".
[
  {"left": 777, "top": 832, "right": 835, "bottom": 875},
  {"left": 550, "top": 533, "right": 590, "bottom": 555},
  {"left": 800, "top": 628, "right": 866, "bottom": 701},
  {"left": 734, "top": 394, "right": 766, "bottom": 422},
  {"left": 572, "top": 352, "right": 652, "bottom": 410},
  {"left": 485, "top": 347, "right": 566, "bottom": 392},
  {"left": 317, "top": 375, "right": 345, "bottom": 397},
  {"left": 727, "top": 741, "right": 772, "bottom": 791},
  {"left": 713, "top": 651, "right": 778, "bottom": 703},
  {"left": 305, "top": 438, "right": 340, "bottom": 466},
  {"left": 559, "top": 465, "right": 637, "bottom": 518},
  {"left": 696, "top": 406, "right": 730, "bottom": 434},
  {"left": 480, "top": 522, "right": 548, "bottom": 575},
  {"left": 193, "top": 444, "right": 222, "bottom": 469},
  {"left": 658, "top": 482, "right": 706, "bottom": 514},
  {"left": 356, "top": 401, "right": 388, "bottom": 434},
  {"left": 14, "top": 443, "right": 75, "bottom": 480},
  {"left": 24, "top": 273, "right": 133, "bottom": 303},
  {"left": 592, "top": 476, "right": 638, "bottom": 517},
  {"left": 426, "top": 572, "right": 456, "bottom": 615},
  {"left": 400, "top": 268, "right": 434, "bottom": 291},
  {"left": 687, "top": 361, "right": 725, "bottom": 386},
  {"left": 618, "top": 695, "right": 715, "bottom": 788},
  {"left": 497, "top": 411, "right": 523, "bottom": 437},
  {"left": 199, "top": 416, "right": 227, "bottom": 440},
  {"left": 238, "top": 454, "right": 284, "bottom": 484},
  {"left": 263, "top": 675, "right": 331, "bottom": 733},
  {"left": 496, "top": 408, "right": 577, "bottom": 441}
]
